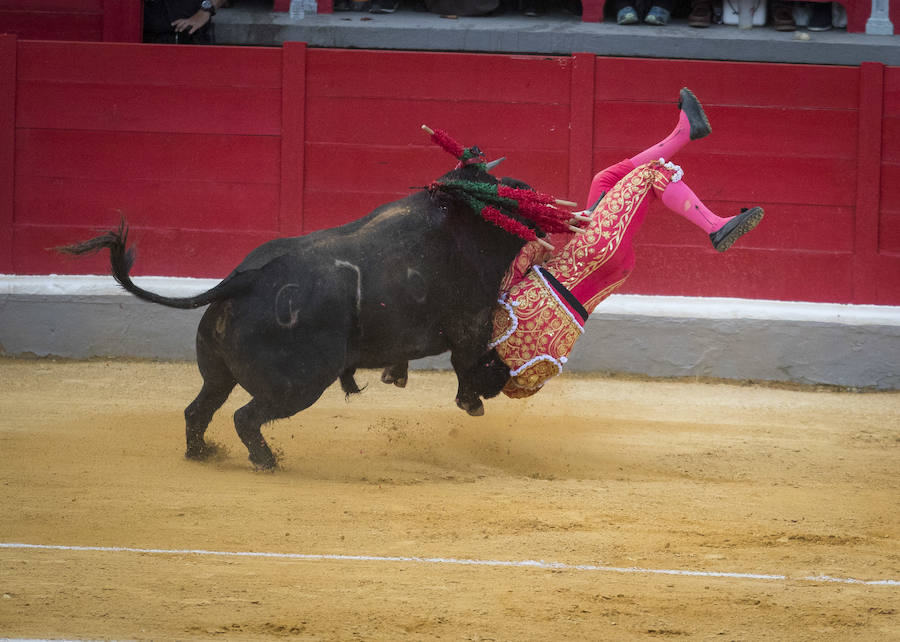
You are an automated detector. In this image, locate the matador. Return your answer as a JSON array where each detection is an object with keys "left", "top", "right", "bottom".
[{"left": 477, "top": 88, "right": 764, "bottom": 399}]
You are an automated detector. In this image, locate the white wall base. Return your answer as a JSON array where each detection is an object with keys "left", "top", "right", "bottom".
[{"left": 3, "top": 275, "right": 899, "bottom": 389}]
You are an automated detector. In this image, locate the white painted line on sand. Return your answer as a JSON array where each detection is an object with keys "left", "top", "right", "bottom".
[{"left": 1, "top": 542, "right": 897, "bottom": 587}]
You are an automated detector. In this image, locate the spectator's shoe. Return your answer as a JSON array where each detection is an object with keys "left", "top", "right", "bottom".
[
  {"left": 772, "top": 4, "right": 796, "bottom": 31},
  {"left": 644, "top": 5, "right": 670, "bottom": 24},
  {"left": 679, "top": 87, "right": 711, "bottom": 140},
  {"left": 710, "top": 207, "right": 764, "bottom": 252},
  {"left": 807, "top": 1, "right": 832, "bottom": 30},
  {"left": 617, "top": 6, "right": 639, "bottom": 24},
  {"left": 370, "top": 0, "right": 399, "bottom": 12},
  {"left": 688, "top": 0, "right": 711, "bottom": 26}
]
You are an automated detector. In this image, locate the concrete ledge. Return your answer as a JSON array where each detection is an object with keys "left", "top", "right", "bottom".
[
  {"left": 214, "top": 4, "right": 900, "bottom": 66},
  {"left": 2, "top": 275, "right": 898, "bottom": 389}
]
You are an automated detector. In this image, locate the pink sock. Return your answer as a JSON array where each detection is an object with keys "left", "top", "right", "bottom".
[
  {"left": 629, "top": 110, "right": 692, "bottom": 167},
  {"left": 660, "top": 179, "right": 731, "bottom": 234}
]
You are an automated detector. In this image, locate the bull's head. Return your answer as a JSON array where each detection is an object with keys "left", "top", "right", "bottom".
[{"left": 422, "top": 125, "right": 583, "bottom": 250}]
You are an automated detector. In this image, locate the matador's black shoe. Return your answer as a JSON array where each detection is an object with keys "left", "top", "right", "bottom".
[
  {"left": 679, "top": 87, "right": 711, "bottom": 141},
  {"left": 710, "top": 206, "right": 764, "bottom": 252}
]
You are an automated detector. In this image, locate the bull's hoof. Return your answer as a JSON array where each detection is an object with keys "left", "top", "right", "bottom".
[
  {"left": 185, "top": 441, "right": 219, "bottom": 461},
  {"left": 249, "top": 451, "right": 277, "bottom": 471},
  {"left": 456, "top": 397, "right": 485, "bottom": 417},
  {"left": 380, "top": 368, "right": 407, "bottom": 388}
]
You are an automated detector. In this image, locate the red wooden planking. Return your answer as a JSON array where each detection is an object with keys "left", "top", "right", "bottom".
[
  {"left": 0, "top": 34, "right": 15, "bottom": 272},
  {"left": 17, "top": 82, "right": 281, "bottom": 135},
  {"left": 15, "top": 225, "right": 276, "bottom": 278},
  {"left": 3, "top": 41, "right": 898, "bottom": 304},
  {"left": 304, "top": 143, "right": 570, "bottom": 199},
  {"left": 306, "top": 48, "right": 573, "bottom": 102},
  {"left": 302, "top": 189, "right": 416, "bottom": 234},
  {"left": 883, "top": 118, "right": 900, "bottom": 163},
  {"left": 280, "top": 41, "right": 306, "bottom": 237},
  {"left": 304, "top": 143, "right": 454, "bottom": 194},
  {"left": 16, "top": 176, "right": 280, "bottom": 232},
  {"left": 568, "top": 52, "right": 595, "bottom": 206},
  {"left": 0, "top": 1, "right": 102, "bottom": 9},
  {"left": 879, "top": 162, "right": 900, "bottom": 254},
  {"left": 884, "top": 65, "right": 900, "bottom": 272},
  {"left": 871, "top": 258, "right": 900, "bottom": 304},
  {"left": 637, "top": 202, "right": 854, "bottom": 254},
  {"left": 101, "top": 0, "right": 142, "bottom": 42},
  {"left": 16, "top": 130, "right": 281, "bottom": 183},
  {"left": 881, "top": 163, "right": 900, "bottom": 216},
  {"left": 17, "top": 40, "right": 282, "bottom": 88},
  {"left": 880, "top": 211, "right": 900, "bottom": 255},
  {"left": 497, "top": 155, "right": 570, "bottom": 201},
  {"left": 853, "top": 62, "right": 884, "bottom": 303},
  {"left": 305, "top": 98, "right": 571, "bottom": 152},
  {"left": 621, "top": 245, "right": 855, "bottom": 303},
  {"left": 590, "top": 150, "right": 857, "bottom": 208},
  {"left": 594, "top": 58, "right": 859, "bottom": 110},
  {"left": 592, "top": 102, "right": 858, "bottom": 161},
  {"left": 0, "top": 11, "right": 101, "bottom": 40}
]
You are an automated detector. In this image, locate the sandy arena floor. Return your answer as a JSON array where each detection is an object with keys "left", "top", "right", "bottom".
[{"left": 0, "top": 358, "right": 898, "bottom": 640}]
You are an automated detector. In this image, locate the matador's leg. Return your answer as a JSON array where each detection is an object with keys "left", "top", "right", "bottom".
[
  {"left": 658, "top": 169, "right": 764, "bottom": 252},
  {"left": 629, "top": 87, "right": 711, "bottom": 167},
  {"left": 586, "top": 88, "right": 711, "bottom": 207}
]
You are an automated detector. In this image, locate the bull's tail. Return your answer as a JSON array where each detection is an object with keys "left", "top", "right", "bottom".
[{"left": 56, "top": 219, "right": 246, "bottom": 310}]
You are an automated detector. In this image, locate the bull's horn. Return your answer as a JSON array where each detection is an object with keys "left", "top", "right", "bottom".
[
  {"left": 485, "top": 157, "right": 506, "bottom": 170},
  {"left": 555, "top": 199, "right": 578, "bottom": 207},
  {"left": 421, "top": 124, "right": 435, "bottom": 135}
]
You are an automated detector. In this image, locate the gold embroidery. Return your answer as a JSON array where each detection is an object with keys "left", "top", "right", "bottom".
[
  {"left": 492, "top": 270, "right": 582, "bottom": 397},
  {"left": 543, "top": 164, "right": 664, "bottom": 294},
  {"left": 490, "top": 161, "right": 676, "bottom": 399}
]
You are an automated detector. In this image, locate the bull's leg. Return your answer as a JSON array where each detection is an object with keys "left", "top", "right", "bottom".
[
  {"left": 233, "top": 374, "right": 337, "bottom": 470},
  {"left": 380, "top": 362, "right": 409, "bottom": 388},
  {"left": 233, "top": 400, "right": 280, "bottom": 470},
  {"left": 231, "top": 335, "right": 351, "bottom": 470},
  {"left": 339, "top": 368, "right": 365, "bottom": 397},
  {"left": 464, "top": 349, "right": 510, "bottom": 400},
  {"left": 185, "top": 336, "right": 237, "bottom": 461},
  {"left": 451, "top": 349, "right": 485, "bottom": 417},
  {"left": 185, "top": 380, "right": 236, "bottom": 460}
]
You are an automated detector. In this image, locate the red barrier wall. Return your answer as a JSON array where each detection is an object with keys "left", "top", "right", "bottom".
[
  {"left": 0, "top": 0, "right": 142, "bottom": 42},
  {"left": 1, "top": 36, "right": 898, "bottom": 305}
]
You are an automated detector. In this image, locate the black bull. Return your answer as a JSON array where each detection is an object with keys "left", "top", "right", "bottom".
[{"left": 60, "top": 165, "right": 537, "bottom": 469}]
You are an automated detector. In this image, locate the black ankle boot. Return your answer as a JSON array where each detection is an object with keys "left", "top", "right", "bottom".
[
  {"left": 710, "top": 207, "right": 764, "bottom": 252},
  {"left": 679, "top": 87, "right": 711, "bottom": 141}
]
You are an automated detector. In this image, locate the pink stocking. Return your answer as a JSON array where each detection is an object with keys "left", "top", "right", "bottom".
[
  {"left": 629, "top": 110, "right": 692, "bottom": 167},
  {"left": 660, "top": 179, "right": 731, "bottom": 234}
]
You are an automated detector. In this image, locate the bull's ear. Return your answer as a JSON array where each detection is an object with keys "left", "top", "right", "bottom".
[{"left": 485, "top": 157, "right": 506, "bottom": 171}]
